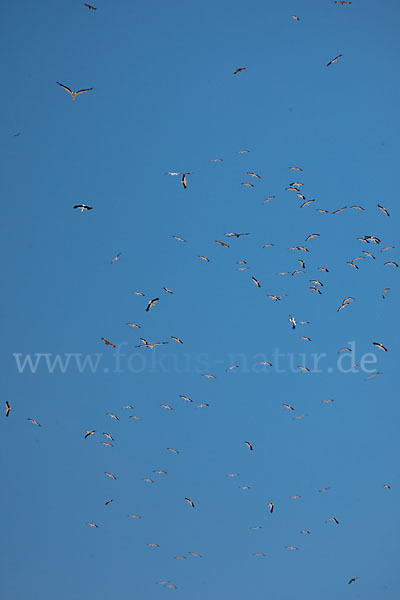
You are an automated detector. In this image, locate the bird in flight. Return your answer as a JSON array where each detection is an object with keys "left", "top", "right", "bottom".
[
  {"left": 245, "top": 441, "right": 253, "bottom": 451},
  {"left": 247, "top": 172, "right": 261, "bottom": 178},
  {"left": 146, "top": 297, "right": 159, "bottom": 312},
  {"left": 110, "top": 253, "right": 121, "bottom": 264},
  {"left": 233, "top": 67, "right": 246, "bottom": 74},
  {"left": 172, "top": 235, "right": 186, "bottom": 242},
  {"left": 373, "top": 342, "right": 388, "bottom": 352},
  {"left": 127, "top": 322, "right": 141, "bottom": 328},
  {"left": 348, "top": 577, "right": 359, "bottom": 585},
  {"left": 237, "top": 149, "right": 250, "bottom": 154},
  {"left": 291, "top": 15, "right": 300, "bottom": 21},
  {"left": 267, "top": 502, "right": 274, "bottom": 513},
  {"left": 300, "top": 530, "right": 311, "bottom": 534},
  {"left": 171, "top": 336, "right": 183, "bottom": 344},
  {"left": 283, "top": 403, "right": 294, "bottom": 411},
  {"left": 298, "top": 365, "right": 310, "bottom": 373},
  {"left": 163, "top": 287, "right": 173, "bottom": 294},
  {"left": 185, "top": 497, "right": 195, "bottom": 507},
  {"left": 326, "top": 517, "right": 339, "bottom": 524},
  {"left": 101, "top": 337, "right": 116, "bottom": 348},
  {"left": 384, "top": 261, "right": 398, "bottom": 267},
  {"left": 335, "top": 1, "right": 352, "bottom": 4},
  {"left": 56, "top": 82, "right": 93, "bottom": 102},
  {"left": 84, "top": 430, "right": 95, "bottom": 439},
  {"left": 290, "top": 166, "right": 302, "bottom": 171},
  {"left": 105, "top": 472, "right": 117, "bottom": 480},
  {"left": 181, "top": 172, "right": 191, "bottom": 189},
  {"left": 377, "top": 204, "right": 390, "bottom": 216},
  {"left": 27, "top": 418, "right": 41, "bottom": 427},
  {"left": 210, "top": 157, "right": 223, "bottom": 162},
  {"left": 215, "top": 239, "right": 229, "bottom": 248},
  {"left": 382, "top": 288, "right": 390, "bottom": 299},
  {"left": 327, "top": 54, "right": 342, "bottom": 67},
  {"left": 289, "top": 316, "right": 296, "bottom": 329},
  {"left": 88, "top": 522, "right": 99, "bottom": 528},
  {"left": 160, "top": 404, "right": 173, "bottom": 410},
  {"left": 198, "top": 255, "right": 210, "bottom": 262},
  {"left": 5, "top": 401, "right": 11, "bottom": 417},
  {"left": 136, "top": 339, "right": 168, "bottom": 350},
  {"left": 106, "top": 412, "right": 119, "bottom": 421},
  {"left": 225, "top": 232, "right": 249, "bottom": 238},
  {"left": 73, "top": 204, "right": 93, "bottom": 212},
  {"left": 202, "top": 373, "right": 216, "bottom": 379},
  {"left": 84, "top": 3, "right": 97, "bottom": 9},
  {"left": 105, "top": 499, "right": 114, "bottom": 506},
  {"left": 252, "top": 277, "right": 261, "bottom": 288}
]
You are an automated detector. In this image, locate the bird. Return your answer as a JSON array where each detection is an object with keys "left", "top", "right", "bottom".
[
  {"left": 172, "top": 235, "right": 186, "bottom": 242},
  {"left": 290, "top": 166, "right": 303, "bottom": 171},
  {"left": 185, "top": 497, "right": 195, "bottom": 507},
  {"left": 225, "top": 232, "right": 249, "bottom": 238},
  {"left": 298, "top": 259, "right": 306, "bottom": 269},
  {"left": 210, "top": 158, "right": 223, "bottom": 162},
  {"left": 305, "top": 233, "right": 320, "bottom": 241},
  {"left": 245, "top": 441, "right": 253, "bottom": 451},
  {"left": 252, "top": 277, "right": 261, "bottom": 288},
  {"left": 267, "top": 295, "right": 285, "bottom": 301},
  {"left": 101, "top": 337, "right": 116, "bottom": 348},
  {"left": 233, "top": 67, "right": 246, "bottom": 74},
  {"left": 226, "top": 473, "right": 240, "bottom": 477},
  {"left": 300, "top": 336, "right": 311, "bottom": 342},
  {"left": 247, "top": 172, "right": 261, "bottom": 178},
  {"left": 384, "top": 261, "right": 398, "bottom": 267},
  {"left": 335, "top": 1, "right": 352, "bottom": 4},
  {"left": 179, "top": 395, "right": 192, "bottom": 402},
  {"left": 84, "top": 3, "right": 97, "bottom": 9},
  {"left": 5, "top": 401, "right": 11, "bottom": 417},
  {"left": 237, "top": 149, "right": 250, "bottom": 154},
  {"left": 73, "top": 204, "right": 93, "bottom": 212},
  {"left": 327, "top": 54, "right": 342, "bottom": 67},
  {"left": 143, "top": 478, "right": 154, "bottom": 483},
  {"left": 127, "top": 322, "right": 141, "bottom": 328},
  {"left": 163, "top": 287, "right": 173, "bottom": 293},
  {"left": 188, "top": 552, "right": 202, "bottom": 558},
  {"left": 167, "top": 448, "right": 179, "bottom": 454},
  {"left": 56, "top": 82, "right": 93, "bottom": 102},
  {"left": 136, "top": 340, "right": 168, "bottom": 350},
  {"left": 318, "top": 266, "right": 329, "bottom": 272},
  {"left": 198, "top": 255, "right": 210, "bottom": 262},
  {"left": 147, "top": 543, "right": 159, "bottom": 547},
  {"left": 88, "top": 522, "right": 99, "bottom": 528},
  {"left": 106, "top": 412, "right": 119, "bottom": 421},
  {"left": 298, "top": 365, "right": 310, "bottom": 373},
  {"left": 383, "top": 484, "right": 391, "bottom": 489},
  {"left": 241, "top": 182, "right": 254, "bottom": 187},
  {"left": 110, "top": 253, "right": 121, "bottom": 264},
  {"left": 291, "top": 15, "right": 300, "bottom": 21},
  {"left": 146, "top": 297, "right": 159, "bottom": 312},
  {"left": 128, "top": 514, "right": 142, "bottom": 518},
  {"left": 348, "top": 578, "right": 359, "bottom": 585},
  {"left": 105, "top": 472, "right": 117, "bottom": 480},
  {"left": 283, "top": 403, "right": 294, "bottom": 411},
  {"left": 202, "top": 373, "right": 216, "bottom": 379},
  {"left": 105, "top": 499, "right": 114, "bottom": 506},
  {"left": 103, "top": 433, "right": 114, "bottom": 441},
  {"left": 171, "top": 336, "right": 183, "bottom": 344},
  {"left": 289, "top": 316, "right": 296, "bottom": 329},
  {"left": 181, "top": 172, "right": 190, "bottom": 188},
  {"left": 253, "top": 552, "right": 266, "bottom": 557},
  {"left": 326, "top": 517, "right": 339, "bottom": 524},
  {"left": 239, "top": 486, "right": 250, "bottom": 490},
  {"left": 160, "top": 404, "right": 173, "bottom": 410},
  {"left": 373, "top": 342, "right": 388, "bottom": 352},
  {"left": 286, "top": 546, "right": 299, "bottom": 550},
  {"left": 332, "top": 206, "right": 347, "bottom": 214},
  {"left": 300, "top": 530, "right": 311, "bottom": 534},
  {"left": 132, "top": 291, "right": 145, "bottom": 296},
  {"left": 381, "top": 246, "right": 395, "bottom": 252},
  {"left": 153, "top": 469, "right": 167, "bottom": 475},
  {"left": 101, "top": 442, "right": 113, "bottom": 447},
  {"left": 350, "top": 205, "right": 364, "bottom": 210},
  {"left": 27, "top": 418, "right": 41, "bottom": 427},
  {"left": 267, "top": 502, "right": 274, "bottom": 513},
  {"left": 264, "top": 196, "right": 276, "bottom": 203},
  {"left": 84, "top": 430, "right": 95, "bottom": 439},
  {"left": 377, "top": 204, "right": 390, "bottom": 216},
  {"left": 382, "top": 288, "right": 390, "bottom": 299}
]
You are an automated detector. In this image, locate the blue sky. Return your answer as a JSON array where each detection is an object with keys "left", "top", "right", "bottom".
[{"left": 1, "top": 0, "right": 399, "bottom": 598}]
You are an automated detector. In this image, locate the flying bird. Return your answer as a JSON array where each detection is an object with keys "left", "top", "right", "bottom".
[
  {"left": 146, "top": 298, "right": 159, "bottom": 312},
  {"left": 289, "top": 316, "right": 296, "bottom": 329},
  {"left": 27, "top": 418, "right": 41, "bottom": 427},
  {"left": 335, "top": 1, "right": 352, "bottom": 4},
  {"left": 327, "top": 54, "right": 342, "bottom": 67},
  {"left": 225, "top": 232, "right": 249, "bottom": 238},
  {"left": 105, "top": 499, "right": 113, "bottom": 506},
  {"left": 290, "top": 166, "right": 303, "bottom": 171},
  {"left": 348, "top": 578, "right": 359, "bottom": 585},
  {"left": 247, "top": 172, "right": 261, "bottom": 178},
  {"left": 56, "top": 81, "right": 93, "bottom": 102},
  {"left": 382, "top": 288, "right": 390, "bottom": 299},
  {"left": 291, "top": 15, "right": 300, "bottom": 21},
  {"left": 136, "top": 340, "right": 168, "bottom": 350},
  {"left": 172, "top": 235, "right": 186, "bottom": 242},
  {"left": 106, "top": 412, "right": 119, "bottom": 421},
  {"left": 377, "top": 204, "right": 390, "bottom": 216},
  {"left": 326, "top": 517, "right": 339, "bottom": 524},
  {"left": 127, "top": 322, "right": 141, "bottom": 328},
  {"left": 305, "top": 233, "right": 320, "bottom": 241},
  {"left": 215, "top": 240, "right": 229, "bottom": 247},
  {"left": 245, "top": 441, "right": 253, "bottom": 451},
  {"left": 384, "top": 261, "right": 398, "bottom": 267},
  {"left": 185, "top": 497, "right": 195, "bottom": 507},
  {"left": 5, "top": 401, "right": 11, "bottom": 417},
  {"left": 198, "top": 255, "right": 210, "bottom": 262},
  {"left": 101, "top": 337, "right": 116, "bottom": 348},
  {"left": 202, "top": 373, "right": 216, "bottom": 379},
  {"left": 181, "top": 172, "right": 191, "bottom": 189},
  {"left": 267, "top": 502, "right": 274, "bottom": 513},
  {"left": 233, "top": 67, "right": 246, "bottom": 74},
  {"left": 171, "top": 336, "right": 183, "bottom": 344},
  {"left": 73, "top": 204, "right": 93, "bottom": 212},
  {"left": 88, "top": 522, "right": 99, "bottom": 528},
  {"left": 252, "top": 277, "right": 261, "bottom": 287},
  {"left": 105, "top": 472, "right": 117, "bottom": 480},
  {"left": 283, "top": 403, "right": 294, "bottom": 411},
  {"left": 372, "top": 342, "right": 388, "bottom": 352},
  {"left": 84, "top": 430, "right": 95, "bottom": 439},
  {"left": 332, "top": 206, "right": 347, "bottom": 214},
  {"left": 163, "top": 287, "right": 173, "bottom": 294},
  {"left": 84, "top": 3, "right": 97, "bottom": 9}
]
